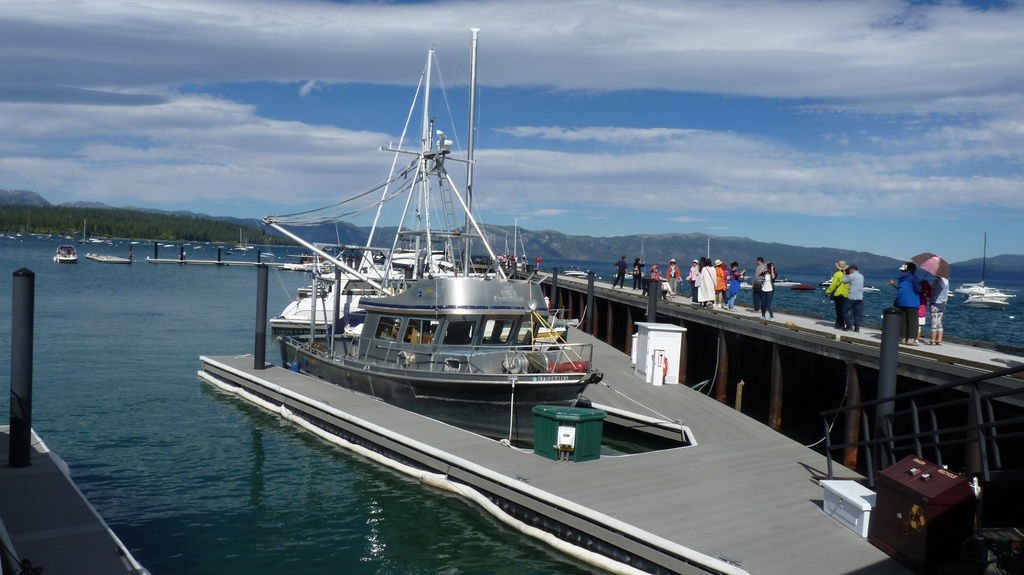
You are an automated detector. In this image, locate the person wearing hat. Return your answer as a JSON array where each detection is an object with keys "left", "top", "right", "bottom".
[
  {"left": 666, "top": 258, "right": 681, "bottom": 297},
  {"left": 889, "top": 262, "right": 922, "bottom": 345},
  {"left": 698, "top": 257, "right": 717, "bottom": 307},
  {"left": 825, "top": 260, "right": 851, "bottom": 329},
  {"left": 713, "top": 259, "right": 727, "bottom": 308},
  {"left": 687, "top": 259, "right": 700, "bottom": 303}
]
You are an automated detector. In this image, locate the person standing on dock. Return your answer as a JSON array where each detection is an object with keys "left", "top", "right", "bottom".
[
  {"left": 928, "top": 275, "right": 949, "bottom": 345},
  {"left": 713, "top": 259, "right": 727, "bottom": 308},
  {"left": 698, "top": 258, "right": 716, "bottom": 307},
  {"left": 752, "top": 256, "right": 767, "bottom": 314},
  {"left": 825, "top": 260, "right": 850, "bottom": 329},
  {"left": 613, "top": 256, "right": 628, "bottom": 288},
  {"left": 841, "top": 264, "right": 864, "bottom": 332},
  {"left": 761, "top": 262, "right": 777, "bottom": 319},
  {"left": 917, "top": 280, "right": 933, "bottom": 342},
  {"left": 726, "top": 261, "right": 744, "bottom": 310},
  {"left": 666, "top": 259, "right": 681, "bottom": 296},
  {"left": 687, "top": 259, "right": 700, "bottom": 302},
  {"left": 889, "top": 262, "right": 922, "bottom": 345},
  {"left": 632, "top": 257, "right": 644, "bottom": 291}
]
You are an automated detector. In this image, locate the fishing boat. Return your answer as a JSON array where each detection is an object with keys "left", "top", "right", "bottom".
[
  {"left": 53, "top": 244, "right": 78, "bottom": 263},
  {"left": 268, "top": 33, "right": 603, "bottom": 442}
]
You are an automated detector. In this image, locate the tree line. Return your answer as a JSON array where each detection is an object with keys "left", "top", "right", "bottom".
[{"left": 0, "top": 205, "right": 291, "bottom": 245}]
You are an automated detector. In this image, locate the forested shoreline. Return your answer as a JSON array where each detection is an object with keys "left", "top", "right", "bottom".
[{"left": 0, "top": 205, "right": 290, "bottom": 245}]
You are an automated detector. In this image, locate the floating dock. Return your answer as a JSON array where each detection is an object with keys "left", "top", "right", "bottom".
[
  {"left": 85, "top": 253, "right": 132, "bottom": 264},
  {"left": 0, "top": 427, "right": 147, "bottom": 575},
  {"left": 198, "top": 328, "right": 907, "bottom": 574}
]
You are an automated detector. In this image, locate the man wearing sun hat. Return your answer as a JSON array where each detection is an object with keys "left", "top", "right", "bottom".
[{"left": 825, "top": 260, "right": 851, "bottom": 329}]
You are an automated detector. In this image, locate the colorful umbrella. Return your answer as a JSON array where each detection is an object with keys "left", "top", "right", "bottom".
[{"left": 910, "top": 252, "right": 951, "bottom": 279}]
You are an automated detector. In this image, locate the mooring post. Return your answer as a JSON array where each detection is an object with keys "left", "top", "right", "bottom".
[
  {"left": 550, "top": 268, "right": 559, "bottom": 313},
  {"left": 585, "top": 272, "right": 595, "bottom": 334},
  {"left": 843, "top": 361, "right": 862, "bottom": 470},
  {"left": 254, "top": 264, "right": 268, "bottom": 370},
  {"left": 769, "top": 342, "right": 784, "bottom": 430},
  {"left": 646, "top": 286, "right": 658, "bottom": 322},
  {"left": 625, "top": 306, "right": 634, "bottom": 356},
  {"left": 153, "top": 241, "right": 158, "bottom": 260},
  {"left": 677, "top": 324, "right": 688, "bottom": 385},
  {"left": 605, "top": 300, "right": 613, "bottom": 344},
  {"left": 9, "top": 268, "right": 35, "bottom": 468},
  {"left": 734, "top": 380, "right": 745, "bottom": 411},
  {"left": 217, "top": 247, "right": 222, "bottom": 263},
  {"left": 715, "top": 329, "right": 728, "bottom": 403},
  {"left": 256, "top": 249, "right": 262, "bottom": 264},
  {"left": 875, "top": 307, "right": 902, "bottom": 468}
]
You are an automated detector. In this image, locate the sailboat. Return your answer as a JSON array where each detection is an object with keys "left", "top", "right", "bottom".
[
  {"left": 958, "top": 233, "right": 1015, "bottom": 308},
  {"left": 266, "top": 32, "right": 603, "bottom": 442}
]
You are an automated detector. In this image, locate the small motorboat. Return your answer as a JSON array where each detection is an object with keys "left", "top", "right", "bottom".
[
  {"left": 53, "top": 244, "right": 78, "bottom": 264},
  {"left": 791, "top": 283, "right": 816, "bottom": 291}
]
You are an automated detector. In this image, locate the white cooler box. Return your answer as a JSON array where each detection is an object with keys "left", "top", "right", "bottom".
[{"left": 821, "top": 480, "right": 876, "bottom": 538}]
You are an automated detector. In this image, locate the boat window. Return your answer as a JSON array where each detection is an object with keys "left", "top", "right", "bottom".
[
  {"left": 403, "top": 319, "right": 440, "bottom": 345},
  {"left": 442, "top": 319, "right": 476, "bottom": 345},
  {"left": 516, "top": 320, "right": 536, "bottom": 344},
  {"left": 375, "top": 316, "right": 402, "bottom": 341},
  {"left": 481, "top": 318, "right": 515, "bottom": 345}
]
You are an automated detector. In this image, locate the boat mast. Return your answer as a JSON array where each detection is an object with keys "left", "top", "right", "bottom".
[
  {"left": 463, "top": 28, "right": 480, "bottom": 277},
  {"left": 982, "top": 231, "right": 988, "bottom": 286},
  {"left": 416, "top": 50, "right": 435, "bottom": 279}
]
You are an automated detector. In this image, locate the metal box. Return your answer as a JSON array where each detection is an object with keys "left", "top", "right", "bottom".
[
  {"left": 868, "top": 455, "right": 975, "bottom": 572},
  {"left": 532, "top": 405, "right": 606, "bottom": 462},
  {"left": 821, "top": 480, "right": 876, "bottom": 538},
  {"left": 633, "top": 322, "right": 685, "bottom": 385}
]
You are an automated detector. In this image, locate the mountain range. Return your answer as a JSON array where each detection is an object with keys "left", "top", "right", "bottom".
[{"left": 3, "top": 189, "right": 1021, "bottom": 281}]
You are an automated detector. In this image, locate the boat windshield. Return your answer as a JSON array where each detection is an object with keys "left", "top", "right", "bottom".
[{"left": 442, "top": 320, "right": 476, "bottom": 345}]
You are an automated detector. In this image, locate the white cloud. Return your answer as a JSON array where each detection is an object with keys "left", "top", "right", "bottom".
[
  {"left": 299, "top": 80, "right": 320, "bottom": 98},
  {"left": 2, "top": 0, "right": 1023, "bottom": 110}
]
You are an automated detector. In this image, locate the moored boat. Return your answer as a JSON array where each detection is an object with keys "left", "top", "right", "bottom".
[{"left": 268, "top": 34, "right": 603, "bottom": 443}]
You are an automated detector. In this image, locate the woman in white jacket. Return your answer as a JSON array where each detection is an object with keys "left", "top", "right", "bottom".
[{"left": 698, "top": 257, "right": 717, "bottom": 307}]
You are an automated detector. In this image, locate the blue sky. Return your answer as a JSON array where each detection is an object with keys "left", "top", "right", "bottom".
[{"left": 1, "top": 0, "right": 1023, "bottom": 262}]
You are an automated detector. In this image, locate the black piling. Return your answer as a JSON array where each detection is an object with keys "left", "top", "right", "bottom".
[
  {"left": 217, "top": 247, "right": 222, "bottom": 263},
  {"left": 256, "top": 250, "right": 262, "bottom": 264},
  {"left": 254, "top": 264, "right": 268, "bottom": 369},
  {"left": 646, "top": 285, "right": 658, "bottom": 322},
  {"left": 585, "top": 272, "right": 595, "bottom": 333},
  {"left": 551, "top": 268, "right": 559, "bottom": 313},
  {"left": 153, "top": 241, "right": 158, "bottom": 260},
  {"left": 9, "top": 269, "right": 35, "bottom": 468},
  {"left": 875, "top": 307, "right": 902, "bottom": 468}
]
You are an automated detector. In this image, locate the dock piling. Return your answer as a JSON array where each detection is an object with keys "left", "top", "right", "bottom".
[
  {"left": 551, "top": 268, "right": 559, "bottom": 313},
  {"left": 9, "top": 268, "right": 34, "bottom": 468},
  {"left": 715, "top": 329, "right": 728, "bottom": 403},
  {"left": 585, "top": 273, "right": 595, "bottom": 334},
  {"left": 254, "top": 264, "right": 268, "bottom": 369},
  {"left": 843, "top": 361, "right": 861, "bottom": 470},
  {"left": 217, "top": 247, "right": 222, "bottom": 263},
  {"left": 875, "top": 308, "right": 902, "bottom": 467},
  {"left": 153, "top": 241, "right": 158, "bottom": 260},
  {"left": 769, "top": 343, "right": 784, "bottom": 430},
  {"left": 646, "top": 287, "right": 658, "bottom": 322}
]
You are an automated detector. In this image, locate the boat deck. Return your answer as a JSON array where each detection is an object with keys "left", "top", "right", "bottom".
[
  {"left": 199, "top": 329, "right": 908, "bottom": 574},
  {"left": 0, "top": 428, "right": 144, "bottom": 575}
]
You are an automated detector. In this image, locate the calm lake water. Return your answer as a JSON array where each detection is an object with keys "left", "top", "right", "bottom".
[{"left": 0, "top": 237, "right": 597, "bottom": 575}]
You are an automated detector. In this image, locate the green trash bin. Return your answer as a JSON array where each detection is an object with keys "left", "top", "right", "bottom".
[{"left": 532, "top": 405, "right": 606, "bottom": 462}]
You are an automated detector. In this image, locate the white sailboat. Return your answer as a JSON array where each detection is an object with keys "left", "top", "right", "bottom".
[{"left": 957, "top": 233, "right": 1014, "bottom": 307}]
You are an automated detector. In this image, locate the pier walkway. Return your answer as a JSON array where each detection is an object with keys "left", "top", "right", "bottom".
[
  {"left": 0, "top": 428, "right": 146, "bottom": 575},
  {"left": 199, "top": 332, "right": 908, "bottom": 574}
]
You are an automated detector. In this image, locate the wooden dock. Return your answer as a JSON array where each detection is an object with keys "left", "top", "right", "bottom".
[
  {"left": 0, "top": 428, "right": 147, "bottom": 575},
  {"left": 198, "top": 331, "right": 908, "bottom": 574}
]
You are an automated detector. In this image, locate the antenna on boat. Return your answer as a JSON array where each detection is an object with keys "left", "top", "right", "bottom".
[{"left": 464, "top": 28, "right": 480, "bottom": 277}]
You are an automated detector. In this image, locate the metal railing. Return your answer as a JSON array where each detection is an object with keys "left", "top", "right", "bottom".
[{"left": 822, "top": 362, "right": 1024, "bottom": 486}]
